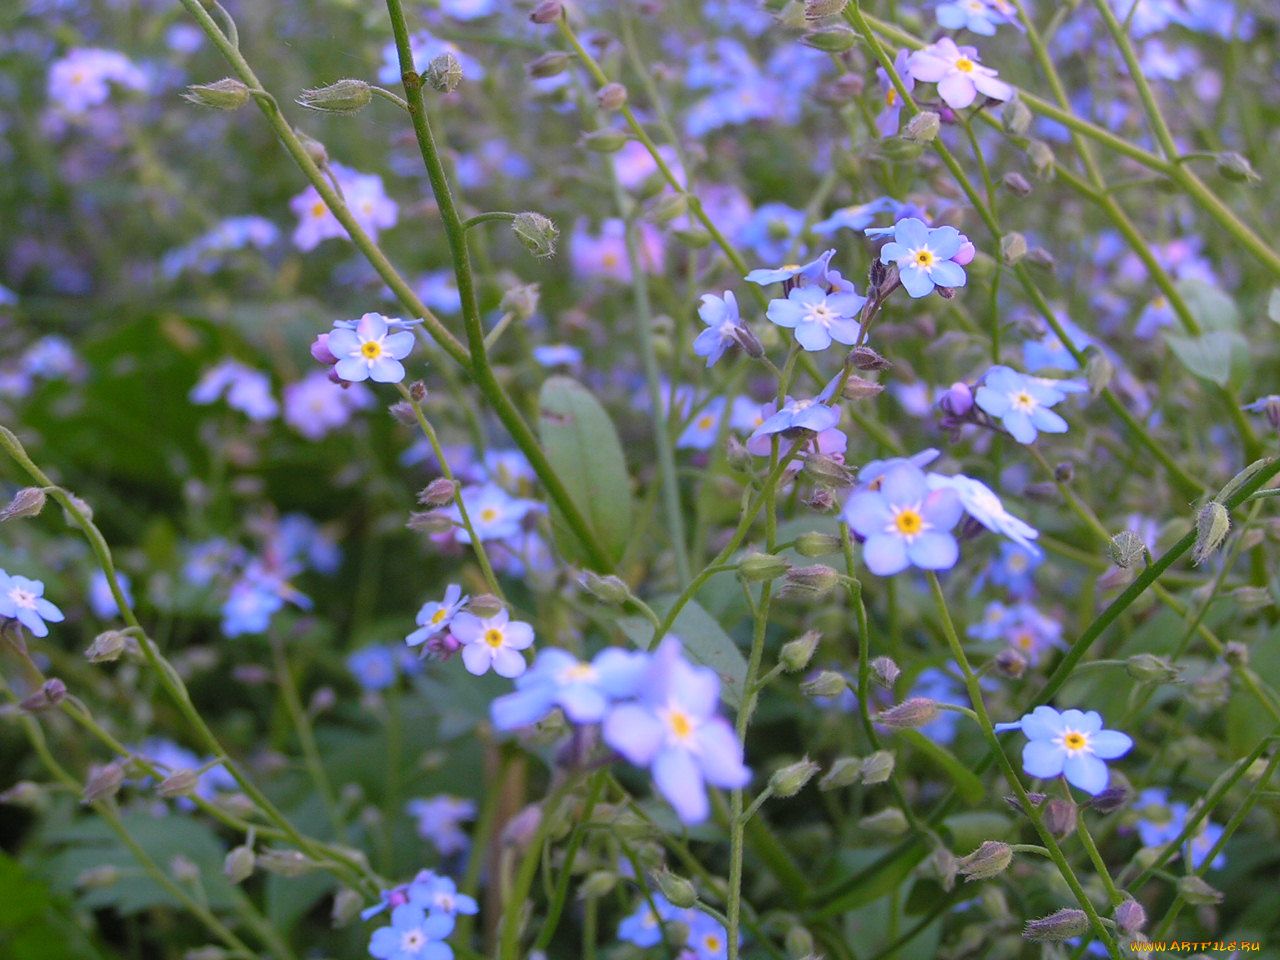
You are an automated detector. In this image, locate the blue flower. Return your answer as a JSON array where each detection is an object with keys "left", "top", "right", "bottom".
[
  {"left": 842, "top": 462, "right": 963, "bottom": 576},
  {"left": 925, "top": 473, "right": 1040, "bottom": 555},
  {"left": 678, "top": 397, "right": 727, "bottom": 450},
  {"left": 747, "top": 397, "right": 840, "bottom": 446},
  {"left": 974, "top": 366, "right": 1070, "bottom": 443},
  {"left": 936, "top": 0, "right": 1016, "bottom": 36},
  {"left": 856, "top": 449, "right": 941, "bottom": 488},
  {"left": 189, "top": 359, "right": 279, "bottom": 420},
  {"left": 450, "top": 609, "right": 533, "bottom": 678},
  {"left": 490, "top": 646, "right": 648, "bottom": 729},
  {"left": 1132, "top": 789, "right": 1227, "bottom": 870},
  {"left": 814, "top": 199, "right": 899, "bottom": 235},
  {"left": 687, "top": 912, "right": 731, "bottom": 960},
  {"left": 405, "top": 796, "right": 476, "bottom": 856},
  {"left": 617, "top": 893, "right": 686, "bottom": 947},
  {"left": 1022, "top": 315, "right": 1092, "bottom": 372},
  {"left": 348, "top": 645, "right": 399, "bottom": 691},
  {"left": 878, "top": 218, "right": 968, "bottom": 298},
  {"left": 968, "top": 601, "right": 1061, "bottom": 663},
  {"left": 744, "top": 249, "right": 835, "bottom": 286},
  {"left": 995, "top": 706, "right": 1133, "bottom": 795},
  {"left": 976, "top": 540, "right": 1042, "bottom": 598},
  {"left": 0, "top": 571, "right": 65, "bottom": 638},
  {"left": 407, "top": 584, "right": 468, "bottom": 648},
  {"left": 692, "top": 291, "right": 743, "bottom": 367},
  {"left": 766, "top": 285, "right": 867, "bottom": 351},
  {"left": 447, "top": 483, "right": 537, "bottom": 544},
  {"left": 602, "top": 638, "right": 750, "bottom": 824},
  {"left": 367, "top": 904, "right": 454, "bottom": 960},
  {"left": 407, "top": 872, "right": 479, "bottom": 917},
  {"left": 327, "top": 313, "right": 415, "bottom": 384}
]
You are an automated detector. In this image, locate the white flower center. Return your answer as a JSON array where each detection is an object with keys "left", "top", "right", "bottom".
[
  {"left": 886, "top": 504, "right": 930, "bottom": 542},
  {"left": 8, "top": 588, "right": 36, "bottom": 610},
  {"left": 804, "top": 302, "right": 836, "bottom": 327},
  {"left": 400, "top": 928, "right": 427, "bottom": 954},
  {"left": 1056, "top": 728, "right": 1091, "bottom": 755},
  {"left": 1009, "top": 390, "right": 1038, "bottom": 413}
]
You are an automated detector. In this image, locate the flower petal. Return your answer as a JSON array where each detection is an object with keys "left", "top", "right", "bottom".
[{"left": 1021, "top": 739, "right": 1065, "bottom": 779}]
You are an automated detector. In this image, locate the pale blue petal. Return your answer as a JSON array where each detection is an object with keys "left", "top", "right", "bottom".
[
  {"left": 1021, "top": 705, "right": 1066, "bottom": 740},
  {"left": 898, "top": 264, "right": 936, "bottom": 298},
  {"left": 693, "top": 719, "right": 752, "bottom": 789},
  {"left": 930, "top": 259, "right": 967, "bottom": 288},
  {"left": 906, "top": 531, "right": 959, "bottom": 570},
  {"left": 604, "top": 704, "right": 664, "bottom": 764},
  {"left": 893, "top": 218, "right": 930, "bottom": 248},
  {"left": 1022, "top": 739, "right": 1066, "bottom": 779},
  {"left": 1090, "top": 730, "right": 1133, "bottom": 759},
  {"left": 654, "top": 747, "right": 708, "bottom": 823},
  {"left": 863, "top": 534, "right": 910, "bottom": 576},
  {"left": 1064, "top": 752, "right": 1109, "bottom": 794}
]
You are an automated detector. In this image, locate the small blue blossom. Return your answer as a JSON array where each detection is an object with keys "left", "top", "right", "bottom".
[
  {"left": 873, "top": 51, "right": 914, "bottom": 137},
  {"left": 856, "top": 449, "right": 941, "bottom": 489},
  {"left": 327, "top": 313, "right": 415, "bottom": 384},
  {"left": 0, "top": 571, "right": 65, "bottom": 638},
  {"left": 813, "top": 198, "right": 899, "bottom": 236},
  {"left": 190, "top": 359, "right": 279, "bottom": 421},
  {"left": 969, "top": 601, "right": 1062, "bottom": 663},
  {"left": 925, "top": 473, "right": 1040, "bottom": 555},
  {"left": 348, "top": 646, "right": 399, "bottom": 692},
  {"left": 368, "top": 904, "right": 454, "bottom": 960},
  {"left": 995, "top": 706, "right": 1133, "bottom": 795},
  {"left": 603, "top": 638, "right": 751, "bottom": 824},
  {"left": 89, "top": 570, "right": 132, "bottom": 619},
  {"left": 978, "top": 540, "right": 1042, "bottom": 597},
  {"left": 678, "top": 397, "right": 727, "bottom": 450},
  {"left": 1023, "top": 316, "right": 1093, "bottom": 372},
  {"left": 407, "top": 584, "right": 468, "bottom": 648},
  {"left": 450, "top": 609, "right": 533, "bottom": 678},
  {"left": 766, "top": 285, "right": 867, "bottom": 351},
  {"left": 1132, "top": 789, "right": 1227, "bottom": 870},
  {"left": 617, "top": 893, "right": 686, "bottom": 947},
  {"left": 878, "top": 218, "right": 969, "bottom": 298},
  {"left": 744, "top": 249, "right": 834, "bottom": 286},
  {"left": 843, "top": 462, "right": 963, "bottom": 576},
  {"left": 687, "top": 912, "right": 731, "bottom": 960},
  {"left": 405, "top": 796, "right": 476, "bottom": 856},
  {"left": 747, "top": 397, "right": 840, "bottom": 446},
  {"left": 692, "top": 290, "right": 742, "bottom": 367},
  {"left": 407, "top": 872, "right": 479, "bottom": 917},
  {"left": 974, "top": 366, "right": 1071, "bottom": 444},
  {"left": 490, "top": 646, "right": 648, "bottom": 729},
  {"left": 447, "top": 483, "right": 537, "bottom": 544},
  {"left": 936, "top": 0, "right": 1016, "bottom": 36},
  {"left": 531, "top": 344, "right": 582, "bottom": 368}
]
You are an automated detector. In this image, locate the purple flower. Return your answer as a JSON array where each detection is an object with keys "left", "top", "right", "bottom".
[
  {"left": 450, "top": 609, "right": 533, "bottom": 678},
  {"left": 602, "top": 638, "right": 751, "bottom": 824},
  {"left": 878, "top": 218, "right": 969, "bottom": 298},
  {"left": 405, "top": 796, "right": 476, "bottom": 856},
  {"left": 190, "top": 360, "right": 279, "bottom": 421},
  {"left": 974, "top": 366, "right": 1070, "bottom": 443},
  {"left": 766, "top": 285, "right": 867, "bottom": 352},
  {"left": 490, "top": 646, "right": 648, "bottom": 729},
  {"left": 936, "top": 0, "right": 1016, "bottom": 36},
  {"left": 348, "top": 645, "right": 399, "bottom": 692},
  {"left": 407, "top": 584, "right": 469, "bottom": 648},
  {"left": 995, "top": 706, "right": 1133, "bottom": 795},
  {"left": 0, "top": 571, "right": 65, "bottom": 638},
  {"left": 692, "top": 291, "right": 742, "bottom": 368},
  {"left": 925, "top": 473, "right": 1040, "bottom": 555},
  {"left": 842, "top": 462, "right": 963, "bottom": 576},
  {"left": 906, "top": 38, "right": 1013, "bottom": 109},
  {"left": 289, "top": 164, "right": 398, "bottom": 251},
  {"left": 327, "top": 313, "right": 415, "bottom": 384},
  {"left": 368, "top": 904, "right": 454, "bottom": 960},
  {"left": 283, "top": 370, "right": 374, "bottom": 439},
  {"left": 47, "top": 48, "right": 146, "bottom": 114},
  {"left": 446, "top": 483, "right": 538, "bottom": 544},
  {"left": 407, "top": 872, "right": 479, "bottom": 916}
]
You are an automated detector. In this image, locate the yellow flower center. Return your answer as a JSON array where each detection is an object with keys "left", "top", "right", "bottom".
[
  {"left": 1016, "top": 632, "right": 1034, "bottom": 650},
  {"left": 697, "top": 415, "right": 715, "bottom": 430},
  {"left": 782, "top": 263, "right": 800, "bottom": 272},
  {"left": 71, "top": 71, "right": 86, "bottom": 85},
  {"left": 562, "top": 662, "right": 596, "bottom": 683},
  {"left": 1011, "top": 390, "right": 1037, "bottom": 412},
  {"left": 430, "top": 609, "right": 448, "bottom": 624},
  {"left": 361, "top": 341, "right": 383, "bottom": 359},
  {"left": 667, "top": 707, "right": 694, "bottom": 740},
  {"left": 886, "top": 88, "right": 897, "bottom": 106},
  {"left": 480, "top": 508, "right": 498, "bottom": 523},
  {"left": 893, "top": 507, "right": 924, "bottom": 537},
  {"left": 311, "top": 201, "right": 328, "bottom": 219},
  {"left": 1062, "top": 731, "right": 1088, "bottom": 752},
  {"left": 955, "top": 57, "right": 975, "bottom": 73},
  {"left": 914, "top": 249, "right": 935, "bottom": 268},
  {"left": 705, "top": 934, "right": 723, "bottom": 952},
  {"left": 602, "top": 252, "right": 619, "bottom": 269},
  {"left": 484, "top": 628, "right": 505, "bottom": 648}
]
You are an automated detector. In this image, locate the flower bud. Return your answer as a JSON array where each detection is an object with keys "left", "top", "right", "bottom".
[
  {"left": 407, "top": 510, "right": 455, "bottom": 535},
  {"left": 1004, "top": 791, "right": 1046, "bottom": 817},
  {"left": 940, "top": 381, "right": 974, "bottom": 416},
  {"left": 801, "top": 670, "right": 847, "bottom": 698},
  {"left": 1023, "top": 908, "right": 1088, "bottom": 942},
  {"left": 578, "top": 571, "right": 630, "bottom": 605},
  {"left": 1026, "top": 139, "right": 1055, "bottom": 179},
  {"left": 157, "top": 769, "right": 200, "bottom": 798},
  {"left": 643, "top": 192, "right": 689, "bottom": 226},
  {"left": 512, "top": 211, "right": 559, "bottom": 258},
  {"left": 1088, "top": 783, "right": 1129, "bottom": 814},
  {"left": 654, "top": 868, "right": 697, "bottom": 909},
  {"left": 819, "top": 756, "right": 862, "bottom": 790},
  {"left": 577, "top": 870, "right": 617, "bottom": 899},
  {"left": 728, "top": 323, "right": 765, "bottom": 360},
  {"left": 256, "top": 849, "right": 314, "bottom": 877},
  {"left": 800, "top": 25, "right": 857, "bottom": 52},
  {"left": 1084, "top": 346, "right": 1113, "bottom": 396},
  {"left": 859, "top": 807, "right": 907, "bottom": 835},
  {"left": 82, "top": 762, "right": 125, "bottom": 804},
  {"left": 85, "top": 630, "right": 129, "bottom": 663},
  {"left": 957, "top": 841, "right": 1013, "bottom": 881},
  {"left": 223, "top": 845, "right": 255, "bottom": 883},
  {"left": 849, "top": 345, "right": 892, "bottom": 371},
  {"left": 859, "top": 750, "right": 895, "bottom": 784},
  {"left": 468, "top": 594, "right": 504, "bottom": 617},
  {"left": 171, "top": 854, "right": 200, "bottom": 883},
  {"left": 1114, "top": 899, "right": 1146, "bottom": 936},
  {"left": 1002, "top": 172, "right": 1032, "bottom": 197},
  {"left": 903, "top": 111, "right": 940, "bottom": 143},
  {"left": 994, "top": 648, "right": 1027, "bottom": 678},
  {"left": 779, "top": 630, "right": 820, "bottom": 672},
  {"left": 804, "top": 0, "right": 848, "bottom": 17},
  {"left": 842, "top": 374, "right": 884, "bottom": 401},
  {"left": 0, "top": 780, "right": 46, "bottom": 809},
  {"left": 529, "top": 0, "right": 564, "bottom": 23},
  {"left": 784, "top": 925, "right": 816, "bottom": 960},
  {"left": 770, "top": 757, "right": 820, "bottom": 798},
  {"left": 1108, "top": 529, "right": 1146, "bottom": 568},
  {"left": 0, "top": 487, "right": 47, "bottom": 522},
  {"left": 500, "top": 283, "right": 541, "bottom": 321},
  {"left": 61, "top": 493, "right": 93, "bottom": 525},
  {"left": 739, "top": 551, "right": 793, "bottom": 583},
  {"left": 21, "top": 678, "right": 66, "bottom": 712},
  {"left": 1042, "top": 798, "right": 1077, "bottom": 837},
  {"left": 331, "top": 887, "right": 363, "bottom": 927},
  {"left": 418, "top": 478, "right": 459, "bottom": 507},
  {"left": 1000, "top": 232, "right": 1027, "bottom": 264},
  {"left": 1002, "top": 95, "right": 1032, "bottom": 136},
  {"left": 296, "top": 78, "right": 371, "bottom": 114},
  {"left": 1216, "top": 151, "right": 1260, "bottom": 184},
  {"left": 924, "top": 846, "right": 958, "bottom": 891},
  {"left": 1176, "top": 875, "right": 1223, "bottom": 905},
  {"left": 183, "top": 77, "right": 251, "bottom": 110},
  {"left": 780, "top": 564, "right": 839, "bottom": 600},
  {"left": 793, "top": 531, "right": 840, "bottom": 558},
  {"left": 579, "top": 128, "right": 630, "bottom": 153},
  {"left": 596, "top": 82, "right": 627, "bottom": 111},
  {"left": 1223, "top": 640, "right": 1249, "bottom": 667},
  {"left": 425, "top": 53, "right": 463, "bottom": 93},
  {"left": 389, "top": 401, "right": 418, "bottom": 425},
  {"left": 1125, "top": 653, "right": 1181, "bottom": 685},
  {"left": 1192, "top": 500, "right": 1230, "bottom": 565},
  {"left": 876, "top": 697, "right": 939, "bottom": 730},
  {"left": 527, "top": 51, "right": 571, "bottom": 79},
  {"left": 869, "top": 657, "right": 900, "bottom": 688},
  {"left": 1026, "top": 247, "right": 1056, "bottom": 271}
]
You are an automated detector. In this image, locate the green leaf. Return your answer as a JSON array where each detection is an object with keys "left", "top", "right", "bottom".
[
  {"left": 897, "top": 730, "right": 984, "bottom": 805},
  {"left": 537, "top": 376, "right": 633, "bottom": 568},
  {"left": 1175, "top": 278, "right": 1239, "bottom": 332},
  {"left": 1165, "top": 330, "right": 1249, "bottom": 387},
  {"left": 0, "top": 852, "right": 112, "bottom": 960},
  {"left": 617, "top": 597, "right": 747, "bottom": 707}
]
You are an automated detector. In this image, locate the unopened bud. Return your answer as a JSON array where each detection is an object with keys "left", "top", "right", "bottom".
[
  {"left": 654, "top": 868, "right": 697, "bottom": 909},
  {"left": 61, "top": 493, "right": 93, "bottom": 525},
  {"left": 418, "top": 478, "right": 459, "bottom": 507},
  {"left": 85, "top": 630, "right": 129, "bottom": 663},
  {"left": 0, "top": 781, "right": 46, "bottom": 809},
  {"left": 739, "top": 551, "right": 792, "bottom": 583},
  {"left": 850, "top": 345, "right": 892, "bottom": 371},
  {"left": 994, "top": 647, "right": 1027, "bottom": 678},
  {"left": 331, "top": 887, "right": 363, "bottom": 927},
  {"left": 794, "top": 531, "right": 840, "bottom": 558},
  {"left": 801, "top": 670, "right": 847, "bottom": 698},
  {"left": 223, "top": 845, "right": 255, "bottom": 883},
  {"left": 1176, "top": 875, "right": 1223, "bottom": 905},
  {"left": 1000, "top": 232, "right": 1027, "bottom": 264},
  {"left": 1109, "top": 529, "right": 1145, "bottom": 568},
  {"left": 802, "top": 454, "right": 856, "bottom": 489},
  {"left": 529, "top": 0, "right": 564, "bottom": 23},
  {"left": 157, "top": 769, "right": 200, "bottom": 798},
  {"left": 806, "top": 487, "right": 837, "bottom": 512},
  {"left": 780, "top": 564, "right": 839, "bottom": 600},
  {"left": 1004, "top": 791, "right": 1046, "bottom": 817},
  {"left": 1002, "top": 95, "right": 1032, "bottom": 136},
  {"left": 1027, "top": 247, "right": 1056, "bottom": 271},
  {"left": 1125, "top": 653, "right": 1181, "bottom": 685},
  {"left": 512, "top": 211, "right": 559, "bottom": 258},
  {"left": 770, "top": 757, "right": 820, "bottom": 798},
  {"left": 171, "top": 854, "right": 200, "bottom": 883},
  {"left": 957, "top": 841, "right": 1013, "bottom": 881},
  {"left": 468, "top": 594, "right": 504, "bottom": 617},
  {"left": 256, "top": 849, "right": 314, "bottom": 877},
  {"left": 903, "top": 111, "right": 940, "bottom": 143},
  {"left": 82, "top": 762, "right": 125, "bottom": 804},
  {"left": 870, "top": 656, "right": 900, "bottom": 687},
  {"left": 785, "top": 925, "right": 816, "bottom": 960},
  {"left": 297, "top": 78, "right": 371, "bottom": 114},
  {"left": 578, "top": 571, "right": 630, "bottom": 605},
  {"left": 1023, "top": 908, "right": 1088, "bottom": 942},
  {"left": 425, "top": 53, "right": 463, "bottom": 93},
  {"left": 577, "top": 870, "right": 617, "bottom": 899},
  {"left": 876, "top": 697, "right": 939, "bottom": 729},
  {"left": 1042, "top": 798, "right": 1077, "bottom": 837},
  {"left": 527, "top": 51, "right": 571, "bottom": 79},
  {"left": 1002, "top": 172, "right": 1032, "bottom": 196},
  {"left": 804, "top": 0, "right": 848, "bottom": 16},
  {"left": 779, "top": 631, "right": 820, "bottom": 672},
  {"left": 1192, "top": 501, "right": 1230, "bottom": 565},
  {"left": 407, "top": 510, "right": 455, "bottom": 535},
  {"left": 0, "top": 487, "right": 46, "bottom": 521},
  {"left": 1088, "top": 784, "right": 1129, "bottom": 813},
  {"left": 579, "top": 129, "right": 630, "bottom": 153},
  {"left": 1223, "top": 640, "right": 1249, "bottom": 667},
  {"left": 183, "top": 77, "right": 251, "bottom": 110},
  {"left": 800, "top": 25, "right": 857, "bottom": 52},
  {"left": 1228, "top": 585, "right": 1270, "bottom": 607},
  {"left": 819, "top": 756, "right": 862, "bottom": 790},
  {"left": 596, "top": 82, "right": 627, "bottom": 111},
  {"left": 643, "top": 192, "right": 689, "bottom": 226},
  {"left": 940, "top": 381, "right": 973, "bottom": 416},
  {"left": 924, "top": 846, "right": 958, "bottom": 891},
  {"left": 728, "top": 323, "right": 765, "bottom": 360},
  {"left": 1026, "top": 140, "right": 1055, "bottom": 179},
  {"left": 1082, "top": 346, "right": 1112, "bottom": 396},
  {"left": 842, "top": 374, "right": 884, "bottom": 401},
  {"left": 859, "top": 807, "right": 907, "bottom": 835},
  {"left": 1216, "top": 151, "right": 1260, "bottom": 184},
  {"left": 500, "top": 282, "right": 541, "bottom": 320},
  {"left": 1114, "top": 899, "right": 1146, "bottom": 936},
  {"left": 859, "top": 750, "right": 895, "bottom": 784},
  {"left": 21, "top": 678, "right": 66, "bottom": 711},
  {"left": 389, "top": 400, "right": 418, "bottom": 425}
]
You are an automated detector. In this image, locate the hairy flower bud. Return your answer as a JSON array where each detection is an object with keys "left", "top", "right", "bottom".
[
  {"left": 183, "top": 77, "right": 251, "bottom": 110},
  {"left": 643, "top": 192, "right": 689, "bottom": 226},
  {"left": 596, "top": 81, "right": 627, "bottom": 111},
  {"left": 1125, "top": 653, "right": 1181, "bottom": 685},
  {"left": 331, "top": 887, "right": 364, "bottom": 927},
  {"left": 1000, "top": 232, "right": 1027, "bottom": 264},
  {"left": 526, "top": 51, "right": 571, "bottom": 79},
  {"left": 224, "top": 845, "right": 255, "bottom": 884},
  {"left": 418, "top": 478, "right": 459, "bottom": 507},
  {"left": 21, "top": 678, "right": 66, "bottom": 712},
  {"left": 82, "top": 762, "right": 125, "bottom": 804},
  {"left": 1108, "top": 529, "right": 1146, "bottom": 568},
  {"left": 957, "top": 841, "right": 1013, "bottom": 881},
  {"left": 0, "top": 781, "right": 46, "bottom": 809},
  {"left": 1023, "top": 908, "right": 1088, "bottom": 942},
  {"left": 529, "top": 0, "right": 564, "bottom": 23},
  {"left": 1192, "top": 500, "right": 1230, "bottom": 565},
  {"left": 779, "top": 630, "right": 820, "bottom": 672},
  {"left": 859, "top": 807, "right": 907, "bottom": 835},
  {"left": 804, "top": 0, "right": 848, "bottom": 16},
  {"left": 780, "top": 564, "right": 839, "bottom": 600},
  {"left": 296, "top": 79, "right": 371, "bottom": 114},
  {"left": 800, "top": 25, "right": 857, "bottom": 52},
  {"left": 1026, "top": 140, "right": 1055, "bottom": 179},
  {"left": 728, "top": 323, "right": 765, "bottom": 360},
  {"left": 870, "top": 656, "right": 900, "bottom": 688},
  {"left": 849, "top": 345, "right": 892, "bottom": 371},
  {"left": 876, "top": 697, "right": 939, "bottom": 730},
  {"left": 1042, "top": 798, "right": 1077, "bottom": 837},
  {"left": 85, "top": 630, "right": 129, "bottom": 663},
  {"left": 939, "top": 381, "right": 974, "bottom": 417},
  {"left": 1088, "top": 783, "right": 1129, "bottom": 814},
  {"left": 801, "top": 670, "right": 847, "bottom": 699},
  {"left": 1002, "top": 171, "right": 1032, "bottom": 197},
  {"left": 739, "top": 551, "right": 792, "bottom": 582},
  {"left": 157, "top": 769, "right": 200, "bottom": 799},
  {"left": 1114, "top": 899, "right": 1146, "bottom": 936},
  {"left": 578, "top": 571, "right": 630, "bottom": 605},
  {"left": 841, "top": 374, "right": 884, "bottom": 401},
  {"left": 0, "top": 487, "right": 47, "bottom": 522},
  {"left": 794, "top": 531, "right": 840, "bottom": 558},
  {"left": 424, "top": 53, "right": 462, "bottom": 92},
  {"left": 256, "top": 849, "right": 314, "bottom": 877},
  {"left": 512, "top": 211, "right": 559, "bottom": 258},
  {"left": 802, "top": 454, "right": 856, "bottom": 489},
  {"left": 903, "top": 111, "right": 941, "bottom": 143},
  {"left": 1002, "top": 95, "right": 1032, "bottom": 136},
  {"left": 653, "top": 868, "right": 697, "bottom": 909},
  {"left": 1176, "top": 875, "right": 1223, "bottom": 905},
  {"left": 859, "top": 750, "right": 895, "bottom": 784},
  {"left": 770, "top": 757, "right": 820, "bottom": 798},
  {"left": 819, "top": 756, "right": 862, "bottom": 790},
  {"left": 1223, "top": 640, "right": 1249, "bottom": 667},
  {"left": 784, "top": 925, "right": 816, "bottom": 960},
  {"left": 579, "top": 129, "right": 630, "bottom": 153},
  {"left": 1216, "top": 151, "right": 1260, "bottom": 184}
]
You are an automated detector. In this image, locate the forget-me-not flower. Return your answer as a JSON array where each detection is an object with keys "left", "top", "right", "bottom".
[
  {"left": 925, "top": 473, "right": 1040, "bottom": 555},
  {"left": 327, "top": 313, "right": 415, "bottom": 384},
  {"left": 407, "top": 584, "right": 468, "bottom": 648},
  {"left": 450, "top": 609, "right": 533, "bottom": 678},
  {"left": 843, "top": 462, "right": 963, "bottom": 576},
  {"left": 693, "top": 291, "right": 743, "bottom": 368},
  {"left": 0, "top": 571, "right": 65, "bottom": 638},
  {"left": 906, "top": 38, "right": 1013, "bottom": 109},
  {"left": 766, "top": 285, "right": 867, "bottom": 351},
  {"left": 878, "top": 218, "right": 969, "bottom": 298},
  {"left": 490, "top": 646, "right": 648, "bottom": 729},
  {"left": 995, "top": 706, "right": 1133, "bottom": 795},
  {"left": 974, "top": 366, "right": 1071, "bottom": 443},
  {"left": 367, "top": 904, "right": 454, "bottom": 960}
]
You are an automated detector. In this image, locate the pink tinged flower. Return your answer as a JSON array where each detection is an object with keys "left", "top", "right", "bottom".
[
  {"left": 995, "top": 706, "right": 1133, "bottom": 795},
  {"left": 602, "top": 638, "right": 750, "bottom": 824},
  {"left": 451, "top": 609, "right": 533, "bottom": 678},
  {"left": 326, "top": 313, "right": 414, "bottom": 383},
  {"left": 282, "top": 370, "right": 373, "bottom": 440},
  {"left": 906, "top": 38, "right": 1013, "bottom": 110},
  {"left": 48, "top": 48, "right": 147, "bottom": 115}
]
